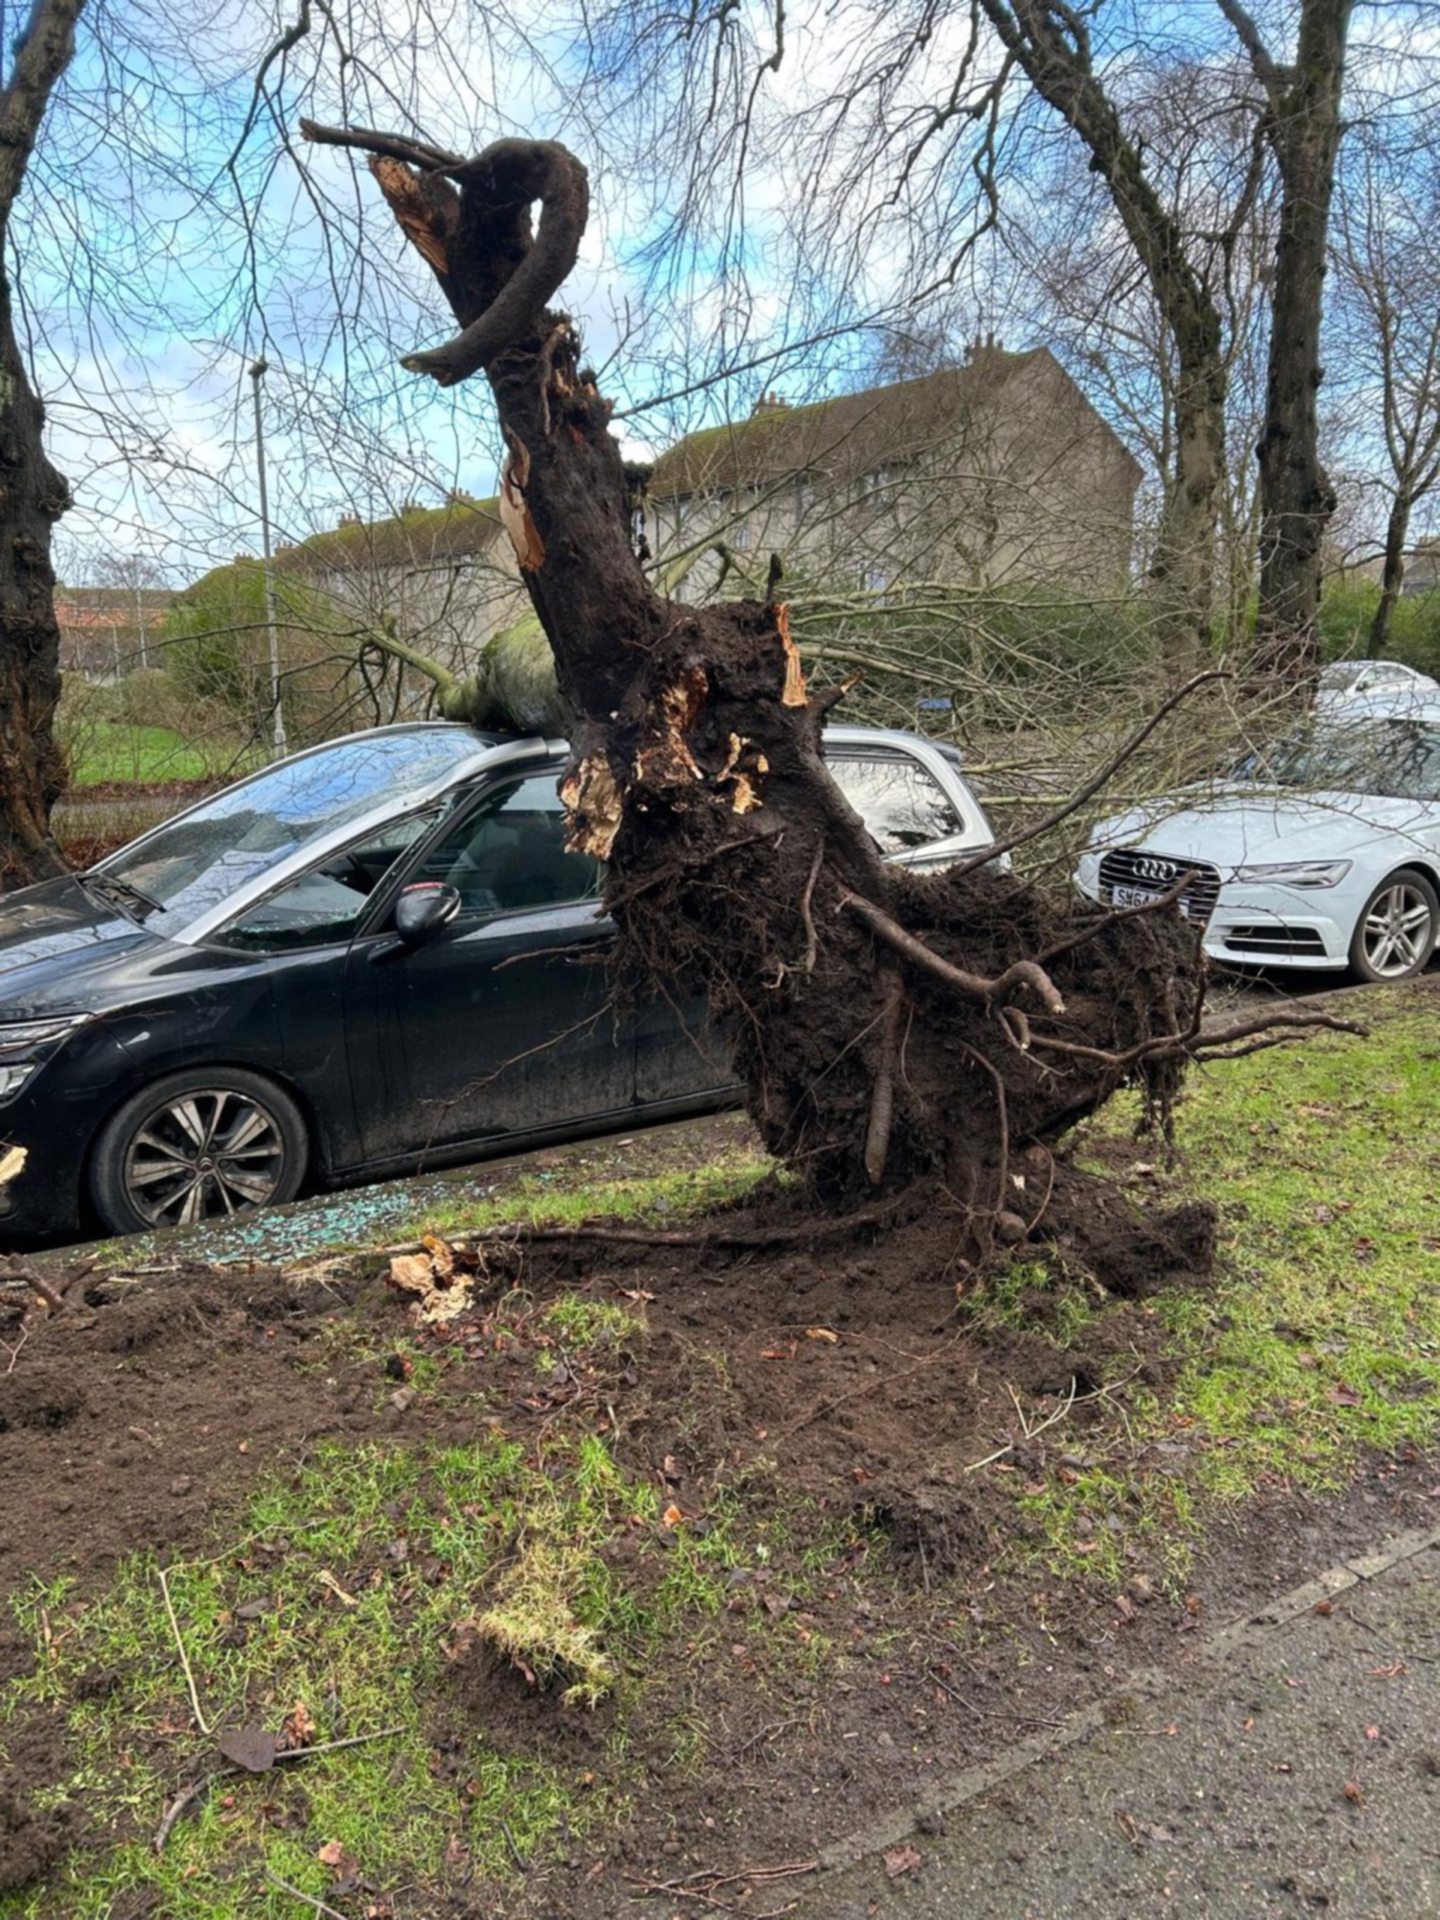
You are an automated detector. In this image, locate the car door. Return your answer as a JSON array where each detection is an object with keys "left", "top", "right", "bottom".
[
  {"left": 205, "top": 805, "right": 448, "bottom": 1173},
  {"left": 343, "top": 764, "right": 634, "bottom": 1168}
]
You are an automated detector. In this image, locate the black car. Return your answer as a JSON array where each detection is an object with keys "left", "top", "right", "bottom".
[{"left": 0, "top": 723, "right": 993, "bottom": 1243}]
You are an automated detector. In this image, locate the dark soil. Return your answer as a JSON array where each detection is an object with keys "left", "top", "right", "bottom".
[{"left": 0, "top": 1188, "right": 1433, "bottom": 1917}]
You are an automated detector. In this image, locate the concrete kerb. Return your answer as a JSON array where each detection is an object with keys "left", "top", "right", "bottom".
[{"left": 812, "top": 1520, "right": 1440, "bottom": 1879}]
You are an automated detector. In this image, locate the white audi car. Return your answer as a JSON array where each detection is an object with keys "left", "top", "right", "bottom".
[
  {"left": 1315, "top": 658, "right": 1439, "bottom": 716},
  {"left": 1074, "top": 708, "right": 1440, "bottom": 981}
]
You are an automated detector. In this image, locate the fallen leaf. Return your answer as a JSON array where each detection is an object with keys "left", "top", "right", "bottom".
[
  {"left": 1313, "top": 1599, "right": 1334, "bottom": 1616},
  {"left": 1364, "top": 1725, "right": 1381, "bottom": 1741},
  {"left": 884, "top": 1844, "right": 921, "bottom": 1879},
  {"left": 317, "top": 1569, "right": 360, "bottom": 1609},
  {"left": 661, "top": 1504, "right": 684, "bottom": 1529},
  {"left": 805, "top": 1327, "right": 840, "bottom": 1344},
  {"left": 1326, "top": 1383, "right": 1362, "bottom": 1407},
  {"left": 1343, "top": 1780, "right": 1364, "bottom": 1806},
  {"left": 217, "top": 1726, "right": 278, "bottom": 1773}
]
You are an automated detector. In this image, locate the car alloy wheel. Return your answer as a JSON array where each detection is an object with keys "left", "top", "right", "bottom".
[
  {"left": 1357, "top": 876, "right": 1438, "bottom": 980},
  {"left": 123, "top": 1088, "right": 289, "bottom": 1226}
]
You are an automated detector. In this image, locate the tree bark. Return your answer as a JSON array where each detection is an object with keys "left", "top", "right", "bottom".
[
  {"left": 302, "top": 120, "right": 1353, "bottom": 1242},
  {"left": 978, "top": 2, "right": 1227, "bottom": 668},
  {"left": 0, "top": 273, "right": 68, "bottom": 885},
  {"left": 1366, "top": 491, "right": 1410, "bottom": 659},
  {"left": 0, "top": 0, "right": 87, "bottom": 887},
  {"left": 1220, "top": 0, "right": 1354, "bottom": 682}
]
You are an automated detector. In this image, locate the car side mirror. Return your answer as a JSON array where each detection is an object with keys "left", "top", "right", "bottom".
[{"left": 393, "top": 881, "right": 461, "bottom": 945}]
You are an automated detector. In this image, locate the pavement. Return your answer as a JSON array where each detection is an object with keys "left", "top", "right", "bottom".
[{"left": 792, "top": 1532, "right": 1440, "bottom": 1918}]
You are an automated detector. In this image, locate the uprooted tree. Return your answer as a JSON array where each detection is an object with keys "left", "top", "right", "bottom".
[{"left": 302, "top": 120, "right": 1349, "bottom": 1262}]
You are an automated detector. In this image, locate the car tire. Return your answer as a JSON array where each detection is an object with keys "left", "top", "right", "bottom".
[
  {"left": 1347, "top": 868, "right": 1440, "bottom": 984},
  {"left": 89, "top": 1067, "right": 309, "bottom": 1236}
]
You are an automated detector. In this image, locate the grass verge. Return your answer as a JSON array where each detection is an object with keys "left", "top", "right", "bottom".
[{"left": 4, "top": 985, "right": 1438, "bottom": 1914}]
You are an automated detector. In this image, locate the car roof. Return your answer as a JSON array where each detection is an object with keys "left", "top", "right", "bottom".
[{"left": 140, "top": 720, "right": 970, "bottom": 948}]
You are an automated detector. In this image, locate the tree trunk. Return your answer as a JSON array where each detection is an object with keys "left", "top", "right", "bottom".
[
  {"left": 0, "top": 0, "right": 87, "bottom": 888},
  {"left": 1367, "top": 491, "right": 1409, "bottom": 659},
  {"left": 0, "top": 274, "right": 68, "bottom": 887},
  {"left": 1237, "top": 0, "right": 1354, "bottom": 682},
  {"left": 1151, "top": 357, "right": 1226, "bottom": 663},
  {"left": 302, "top": 122, "right": 1347, "bottom": 1256},
  {"left": 978, "top": 3, "right": 1229, "bottom": 672}
]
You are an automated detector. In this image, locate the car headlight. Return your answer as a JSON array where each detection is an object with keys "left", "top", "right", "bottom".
[
  {"left": 0, "top": 1014, "right": 89, "bottom": 1100},
  {"left": 1232, "top": 859, "right": 1352, "bottom": 889},
  {"left": 0, "top": 1013, "right": 90, "bottom": 1055}
]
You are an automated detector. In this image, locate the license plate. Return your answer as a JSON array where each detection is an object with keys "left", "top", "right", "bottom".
[{"left": 1110, "top": 882, "right": 1188, "bottom": 916}]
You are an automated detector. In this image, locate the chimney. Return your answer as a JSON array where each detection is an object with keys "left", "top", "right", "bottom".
[{"left": 751, "top": 390, "right": 790, "bottom": 415}]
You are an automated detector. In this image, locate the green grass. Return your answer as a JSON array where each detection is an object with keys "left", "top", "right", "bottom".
[
  {"left": 66, "top": 723, "right": 252, "bottom": 787},
  {"left": 7, "top": 991, "right": 1440, "bottom": 1911},
  {"left": 0, "top": 1258, "right": 845, "bottom": 1919},
  {"left": 1012, "top": 997, "right": 1440, "bottom": 1585}
]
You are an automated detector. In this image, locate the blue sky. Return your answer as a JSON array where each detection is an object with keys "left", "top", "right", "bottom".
[{"left": 20, "top": 0, "right": 1440, "bottom": 588}]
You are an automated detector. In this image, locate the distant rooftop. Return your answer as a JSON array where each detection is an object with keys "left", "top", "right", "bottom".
[
  {"left": 649, "top": 349, "right": 1059, "bottom": 499},
  {"left": 275, "top": 492, "right": 504, "bottom": 573}
]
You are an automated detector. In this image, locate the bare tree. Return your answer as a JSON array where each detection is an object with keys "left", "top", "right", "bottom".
[
  {"left": 1217, "top": 0, "right": 1354, "bottom": 677},
  {"left": 0, "top": 0, "right": 85, "bottom": 884},
  {"left": 1331, "top": 114, "right": 1440, "bottom": 657}
]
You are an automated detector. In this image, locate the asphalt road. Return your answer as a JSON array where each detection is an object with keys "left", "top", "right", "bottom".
[{"left": 792, "top": 1543, "right": 1440, "bottom": 1919}]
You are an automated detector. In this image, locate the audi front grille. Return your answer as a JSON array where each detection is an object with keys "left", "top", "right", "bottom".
[{"left": 1097, "top": 848, "right": 1223, "bottom": 924}]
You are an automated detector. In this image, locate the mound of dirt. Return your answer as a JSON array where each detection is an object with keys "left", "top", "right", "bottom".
[
  {"left": 0, "top": 1715, "right": 76, "bottom": 1893},
  {"left": 5, "top": 1166, "right": 1425, "bottom": 1918},
  {"left": 0, "top": 1262, "right": 394, "bottom": 1684}
]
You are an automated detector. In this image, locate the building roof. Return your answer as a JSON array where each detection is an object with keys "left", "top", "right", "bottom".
[
  {"left": 648, "top": 348, "right": 1135, "bottom": 500},
  {"left": 275, "top": 494, "right": 504, "bottom": 574},
  {"left": 56, "top": 587, "right": 172, "bottom": 627}
]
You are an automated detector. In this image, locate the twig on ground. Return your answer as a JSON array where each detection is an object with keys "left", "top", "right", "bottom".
[
  {"left": 624, "top": 1858, "right": 817, "bottom": 1916},
  {"left": 965, "top": 1374, "right": 1078, "bottom": 1473},
  {"left": 2, "top": 1325, "right": 28, "bottom": 1373},
  {"left": 154, "top": 1727, "right": 403, "bottom": 1854},
  {"left": 500, "top": 1818, "right": 527, "bottom": 1872},
  {"left": 924, "top": 1667, "right": 1066, "bottom": 1728},
  {"left": 157, "top": 1565, "right": 211, "bottom": 1737},
  {"left": 264, "top": 1869, "right": 352, "bottom": 1919},
  {"left": 778, "top": 1335, "right": 966, "bottom": 1438},
  {"left": 153, "top": 1766, "right": 238, "bottom": 1852},
  {"left": 3, "top": 1264, "right": 68, "bottom": 1313},
  {"left": 276, "top": 1726, "right": 404, "bottom": 1763}
]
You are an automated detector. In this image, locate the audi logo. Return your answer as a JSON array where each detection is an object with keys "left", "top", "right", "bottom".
[{"left": 1134, "top": 856, "right": 1178, "bottom": 882}]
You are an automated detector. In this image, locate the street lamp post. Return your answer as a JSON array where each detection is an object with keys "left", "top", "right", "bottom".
[{"left": 249, "top": 357, "right": 288, "bottom": 759}]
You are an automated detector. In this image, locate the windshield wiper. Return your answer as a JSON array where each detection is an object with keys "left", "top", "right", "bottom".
[{"left": 79, "top": 871, "right": 162, "bottom": 917}]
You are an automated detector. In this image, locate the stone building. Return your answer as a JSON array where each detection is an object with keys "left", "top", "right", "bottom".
[
  {"left": 645, "top": 346, "right": 1143, "bottom": 599},
  {"left": 250, "top": 345, "right": 1140, "bottom": 686}
]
